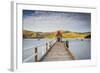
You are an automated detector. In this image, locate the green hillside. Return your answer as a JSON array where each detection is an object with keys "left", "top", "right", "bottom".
[{"left": 23, "top": 30, "right": 91, "bottom": 39}]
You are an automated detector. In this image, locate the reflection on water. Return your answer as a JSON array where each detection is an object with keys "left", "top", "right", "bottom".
[{"left": 23, "top": 38, "right": 91, "bottom": 62}]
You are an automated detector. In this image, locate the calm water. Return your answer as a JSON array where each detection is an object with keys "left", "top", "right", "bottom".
[
  {"left": 63, "top": 39, "right": 91, "bottom": 60},
  {"left": 23, "top": 39, "right": 91, "bottom": 62}
]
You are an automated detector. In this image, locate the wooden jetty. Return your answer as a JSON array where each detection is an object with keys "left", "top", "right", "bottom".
[
  {"left": 23, "top": 40, "right": 75, "bottom": 62},
  {"left": 40, "top": 41, "right": 75, "bottom": 61}
]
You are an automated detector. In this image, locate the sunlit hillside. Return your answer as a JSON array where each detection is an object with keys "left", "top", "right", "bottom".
[{"left": 23, "top": 30, "right": 91, "bottom": 39}]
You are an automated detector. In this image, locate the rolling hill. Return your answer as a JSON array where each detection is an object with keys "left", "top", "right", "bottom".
[{"left": 23, "top": 30, "right": 91, "bottom": 39}]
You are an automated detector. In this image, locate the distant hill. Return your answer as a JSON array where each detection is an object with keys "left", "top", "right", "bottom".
[
  {"left": 84, "top": 34, "right": 91, "bottom": 38},
  {"left": 63, "top": 31, "right": 91, "bottom": 39},
  {"left": 23, "top": 30, "right": 91, "bottom": 39},
  {"left": 23, "top": 30, "right": 44, "bottom": 38}
]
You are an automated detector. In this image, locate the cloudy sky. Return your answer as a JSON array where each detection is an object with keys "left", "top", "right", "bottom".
[{"left": 23, "top": 10, "right": 91, "bottom": 32}]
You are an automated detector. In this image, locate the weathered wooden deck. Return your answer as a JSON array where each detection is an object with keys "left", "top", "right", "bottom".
[{"left": 41, "top": 42, "right": 75, "bottom": 61}]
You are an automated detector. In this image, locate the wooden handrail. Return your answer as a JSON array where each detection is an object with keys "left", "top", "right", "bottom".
[
  {"left": 24, "top": 39, "right": 56, "bottom": 51},
  {"left": 33, "top": 40, "right": 56, "bottom": 62},
  {"left": 64, "top": 41, "right": 75, "bottom": 60}
]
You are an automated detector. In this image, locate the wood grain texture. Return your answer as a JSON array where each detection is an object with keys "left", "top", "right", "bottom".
[{"left": 42, "top": 42, "right": 74, "bottom": 61}]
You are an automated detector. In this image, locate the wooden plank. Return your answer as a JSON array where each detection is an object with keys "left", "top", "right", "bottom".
[{"left": 41, "top": 42, "right": 74, "bottom": 61}]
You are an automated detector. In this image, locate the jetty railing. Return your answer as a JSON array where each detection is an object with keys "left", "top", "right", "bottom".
[
  {"left": 64, "top": 40, "right": 75, "bottom": 60},
  {"left": 23, "top": 39, "right": 56, "bottom": 62}
]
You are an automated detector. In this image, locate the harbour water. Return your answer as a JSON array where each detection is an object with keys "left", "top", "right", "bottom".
[{"left": 23, "top": 38, "right": 91, "bottom": 62}]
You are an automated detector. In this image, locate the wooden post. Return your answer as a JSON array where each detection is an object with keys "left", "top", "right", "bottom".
[
  {"left": 35, "top": 47, "right": 38, "bottom": 62},
  {"left": 49, "top": 42, "right": 51, "bottom": 48},
  {"left": 46, "top": 43, "right": 48, "bottom": 52},
  {"left": 66, "top": 41, "right": 69, "bottom": 48}
]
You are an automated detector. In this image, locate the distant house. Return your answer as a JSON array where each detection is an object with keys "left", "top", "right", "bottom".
[{"left": 56, "top": 31, "right": 62, "bottom": 42}]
